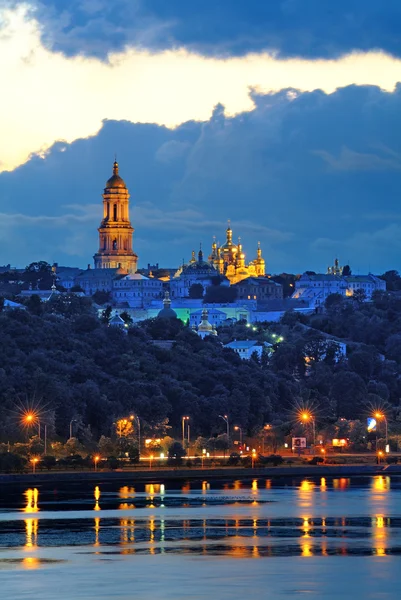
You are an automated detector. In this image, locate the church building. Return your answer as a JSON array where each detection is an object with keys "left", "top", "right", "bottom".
[
  {"left": 93, "top": 160, "right": 138, "bottom": 273},
  {"left": 208, "top": 222, "right": 266, "bottom": 285}
]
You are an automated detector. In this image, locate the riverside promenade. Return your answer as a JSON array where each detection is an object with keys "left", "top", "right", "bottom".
[{"left": 2, "top": 463, "right": 401, "bottom": 486}]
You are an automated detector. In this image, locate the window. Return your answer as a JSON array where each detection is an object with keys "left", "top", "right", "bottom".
[{"left": 113, "top": 204, "right": 117, "bottom": 220}]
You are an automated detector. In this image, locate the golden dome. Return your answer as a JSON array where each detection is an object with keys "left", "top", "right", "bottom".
[
  {"left": 198, "top": 308, "right": 214, "bottom": 332},
  {"left": 105, "top": 160, "right": 127, "bottom": 189}
]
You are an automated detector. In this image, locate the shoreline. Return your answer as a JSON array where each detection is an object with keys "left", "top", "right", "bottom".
[{"left": 1, "top": 463, "right": 401, "bottom": 486}]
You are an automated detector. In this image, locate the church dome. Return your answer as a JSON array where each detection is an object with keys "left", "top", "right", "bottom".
[
  {"left": 198, "top": 308, "right": 214, "bottom": 332},
  {"left": 158, "top": 291, "right": 177, "bottom": 319},
  {"left": 105, "top": 161, "right": 127, "bottom": 189}
]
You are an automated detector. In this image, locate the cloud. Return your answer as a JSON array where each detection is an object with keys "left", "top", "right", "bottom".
[
  {"left": 8, "top": 0, "right": 401, "bottom": 60},
  {"left": 1, "top": 83, "right": 401, "bottom": 273},
  {"left": 314, "top": 146, "right": 401, "bottom": 171},
  {"left": 2, "top": 5, "right": 401, "bottom": 172}
]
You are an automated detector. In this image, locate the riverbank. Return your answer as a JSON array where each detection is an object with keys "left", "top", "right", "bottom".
[{"left": 1, "top": 463, "right": 401, "bottom": 486}]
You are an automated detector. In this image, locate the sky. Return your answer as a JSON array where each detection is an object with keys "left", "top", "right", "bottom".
[{"left": 0, "top": 0, "right": 401, "bottom": 273}]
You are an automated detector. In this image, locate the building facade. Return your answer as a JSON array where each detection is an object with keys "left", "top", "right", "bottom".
[
  {"left": 233, "top": 276, "right": 283, "bottom": 302},
  {"left": 292, "top": 272, "right": 386, "bottom": 308},
  {"left": 112, "top": 273, "right": 163, "bottom": 308},
  {"left": 93, "top": 160, "right": 138, "bottom": 273}
]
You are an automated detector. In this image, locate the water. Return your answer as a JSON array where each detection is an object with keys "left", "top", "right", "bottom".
[{"left": 1, "top": 475, "right": 401, "bottom": 598}]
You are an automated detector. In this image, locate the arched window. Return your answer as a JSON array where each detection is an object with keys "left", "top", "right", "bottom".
[
  {"left": 113, "top": 204, "right": 117, "bottom": 220},
  {"left": 113, "top": 239, "right": 117, "bottom": 250}
]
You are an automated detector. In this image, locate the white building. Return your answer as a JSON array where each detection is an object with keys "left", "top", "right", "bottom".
[
  {"left": 224, "top": 340, "right": 266, "bottom": 360},
  {"left": 292, "top": 272, "right": 386, "bottom": 308},
  {"left": 112, "top": 273, "right": 163, "bottom": 308},
  {"left": 344, "top": 275, "right": 386, "bottom": 299},
  {"left": 292, "top": 274, "right": 347, "bottom": 308}
]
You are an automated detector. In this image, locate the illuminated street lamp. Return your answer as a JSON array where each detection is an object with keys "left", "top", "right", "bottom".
[
  {"left": 377, "top": 450, "right": 384, "bottom": 465},
  {"left": 149, "top": 455, "right": 154, "bottom": 470},
  {"left": 251, "top": 449, "right": 257, "bottom": 469},
  {"left": 374, "top": 412, "right": 388, "bottom": 446},
  {"left": 300, "top": 412, "right": 316, "bottom": 450},
  {"left": 23, "top": 412, "right": 41, "bottom": 439},
  {"left": 219, "top": 414, "right": 229, "bottom": 439},
  {"left": 94, "top": 455, "right": 100, "bottom": 471},
  {"left": 182, "top": 416, "right": 190, "bottom": 448},
  {"left": 31, "top": 457, "right": 39, "bottom": 474},
  {"left": 234, "top": 426, "right": 243, "bottom": 445}
]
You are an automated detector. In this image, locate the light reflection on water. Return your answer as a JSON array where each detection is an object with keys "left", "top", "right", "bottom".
[{"left": 2, "top": 473, "right": 401, "bottom": 600}]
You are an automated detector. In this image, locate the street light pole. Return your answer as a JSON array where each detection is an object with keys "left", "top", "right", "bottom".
[
  {"left": 234, "top": 426, "right": 242, "bottom": 445},
  {"left": 182, "top": 416, "right": 189, "bottom": 447},
  {"left": 69, "top": 419, "right": 77, "bottom": 439},
  {"left": 219, "top": 414, "right": 229, "bottom": 439}
]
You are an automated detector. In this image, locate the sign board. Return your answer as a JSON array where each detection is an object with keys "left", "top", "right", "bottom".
[
  {"left": 367, "top": 418, "right": 377, "bottom": 433},
  {"left": 292, "top": 437, "right": 307, "bottom": 449}
]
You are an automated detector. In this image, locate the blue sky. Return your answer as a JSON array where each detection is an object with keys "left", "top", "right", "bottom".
[{"left": 0, "top": 0, "right": 400, "bottom": 273}]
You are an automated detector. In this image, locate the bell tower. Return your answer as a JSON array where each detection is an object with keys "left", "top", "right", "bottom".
[{"left": 93, "top": 160, "right": 138, "bottom": 273}]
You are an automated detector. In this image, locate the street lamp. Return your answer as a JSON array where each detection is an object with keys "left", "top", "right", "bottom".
[
  {"left": 219, "top": 414, "right": 229, "bottom": 439},
  {"left": 182, "top": 416, "right": 190, "bottom": 447},
  {"left": 234, "top": 426, "right": 243, "bottom": 445},
  {"left": 251, "top": 449, "right": 257, "bottom": 469},
  {"left": 94, "top": 455, "right": 100, "bottom": 471},
  {"left": 31, "top": 457, "right": 39, "bottom": 474},
  {"left": 131, "top": 415, "right": 141, "bottom": 459},
  {"left": 374, "top": 412, "right": 388, "bottom": 447},
  {"left": 300, "top": 412, "right": 316, "bottom": 451},
  {"left": 23, "top": 412, "right": 41, "bottom": 439},
  {"left": 69, "top": 419, "right": 77, "bottom": 439}
]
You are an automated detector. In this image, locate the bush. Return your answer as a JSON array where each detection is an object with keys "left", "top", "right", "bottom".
[
  {"left": 167, "top": 442, "right": 186, "bottom": 466},
  {"left": 386, "top": 456, "right": 398, "bottom": 465},
  {"left": 59, "top": 454, "right": 85, "bottom": 469},
  {"left": 227, "top": 452, "right": 241, "bottom": 466},
  {"left": 261, "top": 454, "right": 284, "bottom": 466},
  {"left": 41, "top": 455, "right": 57, "bottom": 470},
  {"left": 0, "top": 453, "right": 27, "bottom": 473},
  {"left": 309, "top": 456, "right": 324, "bottom": 465},
  {"left": 106, "top": 456, "right": 120, "bottom": 470}
]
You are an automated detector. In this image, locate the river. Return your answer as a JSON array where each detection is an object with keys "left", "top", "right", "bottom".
[{"left": 1, "top": 475, "right": 401, "bottom": 598}]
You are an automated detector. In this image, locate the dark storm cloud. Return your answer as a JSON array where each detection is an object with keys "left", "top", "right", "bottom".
[
  {"left": 1, "top": 84, "right": 401, "bottom": 273},
  {"left": 9, "top": 0, "right": 401, "bottom": 59}
]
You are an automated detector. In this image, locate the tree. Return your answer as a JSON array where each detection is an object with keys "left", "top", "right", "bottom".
[
  {"left": 167, "top": 441, "right": 186, "bottom": 465},
  {"left": 342, "top": 265, "right": 352, "bottom": 276},
  {"left": 41, "top": 455, "right": 57, "bottom": 470},
  {"left": 98, "top": 435, "right": 116, "bottom": 456},
  {"left": 204, "top": 285, "right": 237, "bottom": 303},
  {"left": 325, "top": 293, "right": 344, "bottom": 310},
  {"left": 120, "top": 311, "right": 133, "bottom": 325},
  {"left": 92, "top": 290, "right": 111, "bottom": 305},
  {"left": 26, "top": 294, "right": 43, "bottom": 316},
  {"left": 353, "top": 289, "right": 367, "bottom": 304},
  {"left": 101, "top": 305, "right": 112, "bottom": 325},
  {"left": 189, "top": 283, "right": 204, "bottom": 299}
]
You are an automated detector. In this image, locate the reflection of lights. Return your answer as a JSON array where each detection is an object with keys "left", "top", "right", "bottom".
[
  {"left": 24, "top": 488, "right": 39, "bottom": 513},
  {"left": 94, "top": 486, "right": 101, "bottom": 511},
  {"left": 265, "top": 479, "right": 271, "bottom": 489},
  {"left": 22, "top": 556, "right": 40, "bottom": 569},
  {"left": 372, "top": 476, "right": 390, "bottom": 493},
  {"left": 320, "top": 478, "right": 327, "bottom": 491},
  {"left": 119, "top": 486, "right": 135, "bottom": 499},
  {"left": 94, "top": 517, "right": 100, "bottom": 547},
  {"left": 25, "top": 518, "right": 38, "bottom": 549},
  {"left": 202, "top": 481, "right": 210, "bottom": 493},
  {"left": 252, "top": 479, "right": 258, "bottom": 493},
  {"left": 301, "top": 542, "right": 313, "bottom": 557},
  {"left": 300, "top": 480, "right": 313, "bottom": 492}
]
